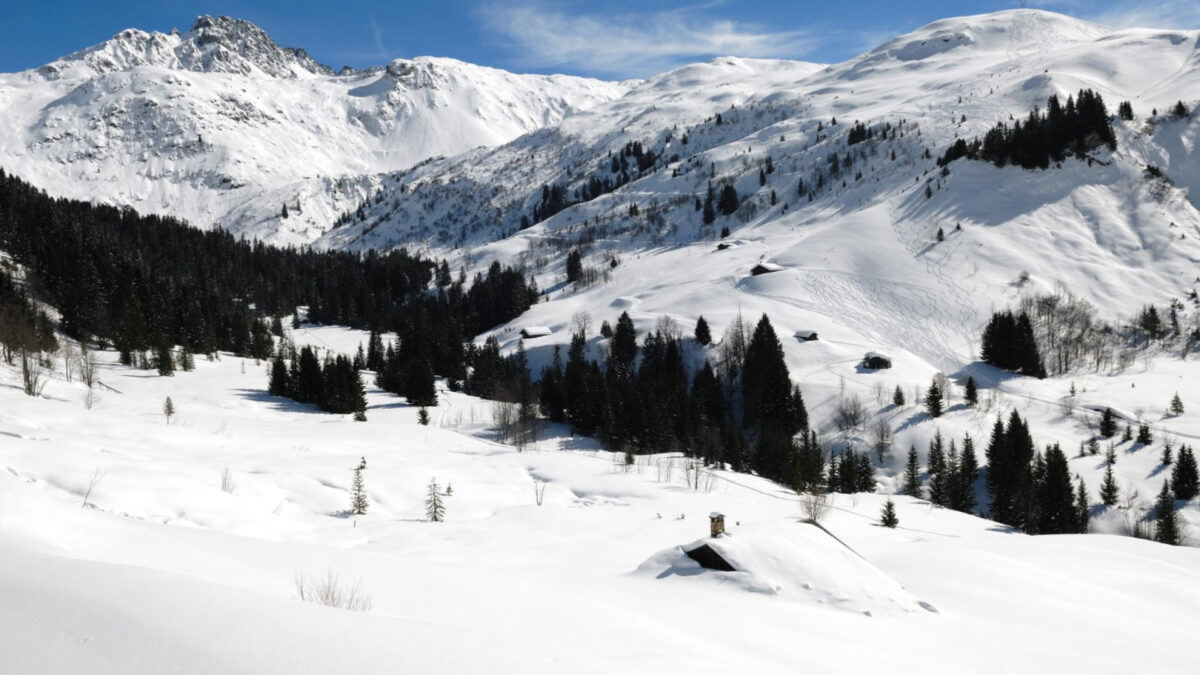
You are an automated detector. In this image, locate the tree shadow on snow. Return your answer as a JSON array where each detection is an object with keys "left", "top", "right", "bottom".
[{"left": 232, "top": 388, "right": 326, "bottom": 415}]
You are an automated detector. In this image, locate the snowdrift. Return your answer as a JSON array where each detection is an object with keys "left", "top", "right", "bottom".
[{"left": 636, "top": 521, "right": 928, "bottom": 616}]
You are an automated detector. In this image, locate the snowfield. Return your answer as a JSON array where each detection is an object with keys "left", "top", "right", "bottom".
[
  {"left": 0, "top": 16, "right": 629, "bottom": 244},
  {"left": 4, "top": 8, "right": 1200, "bottom": 672},
  {"left": 1, "top": 325, "right": 1198, "bottom": 673}
]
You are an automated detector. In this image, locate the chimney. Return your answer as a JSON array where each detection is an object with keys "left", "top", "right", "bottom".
[{"left": 709, "top": 512, "right": 725, "bottom": 538}]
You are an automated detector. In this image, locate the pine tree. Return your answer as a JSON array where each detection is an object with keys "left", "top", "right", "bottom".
[
  {"left": 1169, "top": 392, "right": 1184, "bottom": 416},
  {"left": 163, "top": 396, "right": 175, "bottom": 424},
  {"left": 156, "top": 343, "right": 175, "bottom": 376},
  {"left": 964, "top": 376, "right": 978, "bottom": 407},
  {"left": 893, "top": 385, "right": 906, "bottom": 407},
  {"left": 717, "top": 184, "right": 740, "bottom": 216},
  {"left": 903, "top": 445, "right": 922, "bottom": 497},
  {"left": 880, "top": 499, "right": 899, "bottom": 528},
  {"left": 566, "top": 250, "right": 583, "bottom": 283},
  {"left": 1098, "top": 407, "right": 1117, "bottom": 438},
  {"left": 1154, "top": 481, "right": 1179, "bottom": 545},
  {"left": 425, "top": 478, "right": 445, "bottom": 522},
  {"left": 350, "top": 457, "right": 368, "bottom": 515},
  {"left": 702, "top": 186, "right": 716, "bottom": 225},
  {"left": 986, "top": 411, "right": 1035, "bottom": 529},
  {"left": 268, "top": 353, "right": 290, "bottom": 395},
  {"left": 1161, "top": 439, "right": 1173, "bottom": 466},
  {"left": 1099, "top": 463, "right": 1120, "bottom": 507},
  {"left": 1037, "top": 444, "right": 1077, "bottom": 534},
  {"left": 1171, "top": 445, "right": 1198, "bottom": 501},
  {"left": 925, "top": 380, "right": 943, "bottom": 418},
  {"left": 1122, "top": 424, "right": 1133, "bottom": 443},
  {"left": 955, "top": 434, "right": 979, "bottom": 514},
  {"left": 694, "top": 316, "right": 711, "bottom": 345},
  {"left": 1136, "top": 423, "right": 1153, "bottom": 446},
  {"left": 418, "top": 407, "right": 430, "bottom": 425},
  {"left": 1076, "top": 477, "right": 1090, "bottom": 533},
  {"left": 742, "top": 315, "right": 796, "bottom": 483}
]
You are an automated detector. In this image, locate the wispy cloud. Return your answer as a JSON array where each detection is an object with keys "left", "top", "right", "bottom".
[
  {"left": 479, "top": 2, "right": 817, "bottom": 78},
  {"left": 1042, "top": 0, "right": 1200, "bottom": 29},
  {"left": 370, "top": 19, "right": 388, "bottom": 60}
]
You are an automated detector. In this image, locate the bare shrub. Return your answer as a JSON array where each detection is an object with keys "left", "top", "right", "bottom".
[
  {"left": 61, "top": 343, "right": 77, "bottom": 383},
  {"left": 81, "top": 387, "right": 99, "bottom": 410},
  {"left": 801, "top": 490, "right": 831, "bottom": 523},
  {"left": 933, "top": 372, "right": 953, "bottom": 403},
  {"left": 492, "top": 400, "right": 519, "bottom": 442},
  {"left": 655, "top": 456, "right": 676, "bottom": 484},
  {"left": 654, "top": 315, "right": 683, "bottom": 342},
  {"left": 294, "top": 568, "right": 373, "bottom": 613},
  {"left": 1058, "top": 395, "right": 1077, "bottom": 417},
  {"left": 871, "top": 381, "right": 887, "bottom": 407},
  {"left": 870, "top": 419, "right": 894, "bottom": 461},
  {"left": 220, "top": 465, "right": 237, "bottom": 494},
  {"left": 570, "top": 311, "right": 592, "bottom": 338},
  {"left": 81, "top": 467, "right": 106, "bottom": 508},
  {"left": 836, "top": 394, "right": 866, "bottom": 431},
  {"left": 533, "top": 480, "right": 547, "bottom": 506},
  {"left": 685, "top": 460, "right": 716, "bottom": 492},
  {"left": 77, "top": 346, "right": 97, "bottom": 389},
  {"left": 21, "top": 350, "right": 47, "bottom": 397}
]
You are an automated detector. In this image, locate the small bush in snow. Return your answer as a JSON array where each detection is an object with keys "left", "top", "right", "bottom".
[{"left": 294, "top": 568, "right": 373, "bottom": 613}]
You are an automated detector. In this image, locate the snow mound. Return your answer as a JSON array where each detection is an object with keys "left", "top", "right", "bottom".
[{"left": 636, "top": 522, "right": 928, "bottom": 616}]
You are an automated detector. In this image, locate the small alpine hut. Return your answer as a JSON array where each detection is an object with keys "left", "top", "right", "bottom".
[
  {"left": 750, "top": 262, "right": 784, "bottom": 276},
  {"left": 862, "top": 351, "right": 892, "bottom": 370},
  {"left": 795, "top": 330, "right": 819, "bottom": 342},
  {"left": 683, "top": 513, "right": 736, "bottom": 571},
  {"left": 519, "top": 326, "right": 553, "bottom": 339}
]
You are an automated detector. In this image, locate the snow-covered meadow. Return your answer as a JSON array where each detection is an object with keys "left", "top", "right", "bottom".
[{"left": 1, "top": 325, "right": 1197, "bottom": 673}]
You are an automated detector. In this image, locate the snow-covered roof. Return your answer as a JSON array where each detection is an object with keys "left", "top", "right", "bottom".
[
  {"left": 795, "top": 330, "right": 818, "bottom": 339},
  {"left": 519, "top": 326, "right": 553, "bottom": 338},
  {"left": 864, "top": 351, "right": 890, "bottom": 360},
  {"left": 751, "top": 262, "right": 785, "bottom": 273},
  {"left": 709, "top": 512, "right": 724, "bottom": 519}
]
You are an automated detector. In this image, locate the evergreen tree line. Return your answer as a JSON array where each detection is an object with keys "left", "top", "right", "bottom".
[
  {"left": 986, "top": 411, "right": 1089, "bottom": 534},
  {"left": 528, "top": 312, "right": 810, "bottom": 486},
  {"left": 939, "top": 89, "right": 1117, "bottom": 170},
  {"left": 0, "top": 170, "right": 537, "bottom": 380},
  {"left": 916, "top": 430, "right": 980, "bottom": 513},
  {"left": 980, "top": 310, "right": 1046, "bottom": 377},
  {"left": 0, "top": 267, "right": 57, "bottom": 363},
  {"left": 268, "top": 343, "right": 367, "bottom": 417},
  {"left": 528, "top": 139, "right": 675, "bottom": 227}
]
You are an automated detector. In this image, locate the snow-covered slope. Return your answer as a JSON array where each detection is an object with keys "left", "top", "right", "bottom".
[
  {"left": 323, "top": 9, "right": 1200, "bottom": 370},
  {"left": 1, "top": 326, "right": 1197, "bottom": 673},
  {"left": 310, "top": 10, "right": 1200, "bottom": 540},
  {"left": 0, "top": 16, "right": 630, "bottom": 244}
]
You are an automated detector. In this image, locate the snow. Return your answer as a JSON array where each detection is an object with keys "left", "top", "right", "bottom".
[
  {"left": 4, "top": 7, "right": 1200, "bottom": 671},
  {"left": 1, "top": 325, "right": 1199, "bottom": 672},
  {"left": 0, "top": 18, "right": 629, "bottom": 245}
]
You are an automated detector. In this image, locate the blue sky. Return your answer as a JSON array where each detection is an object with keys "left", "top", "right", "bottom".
[{"left": 2, "top": 1, "right": 1198, "bottom": 78}]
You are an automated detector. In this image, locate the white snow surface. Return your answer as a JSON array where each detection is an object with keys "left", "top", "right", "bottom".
[
  {"left": 0, "top": 16, "right": 629, "bottom": 244},
  {"left": 1, "top": 325, "right": 1198, "bottom": 673},
  {"left": 4, "top": 9, "right": 1200, "bottom": 671}
]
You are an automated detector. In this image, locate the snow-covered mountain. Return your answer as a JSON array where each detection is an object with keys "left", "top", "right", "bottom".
[
  {"left": 315, "top": 10, "right": 1200, "bottom": 535},
  {"left": 0, "top": 16, "right": 630, "bottom": 243},
  {"left": 323, "top": 10, "right": 1200, "bottom": 364}
]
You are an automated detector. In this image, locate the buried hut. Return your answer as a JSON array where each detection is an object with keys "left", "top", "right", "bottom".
[{"left": 862, "top": 352, "right": 892, "bottom": 370}]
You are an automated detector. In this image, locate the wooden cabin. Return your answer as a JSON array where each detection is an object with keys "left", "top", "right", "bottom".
[
  {"left": 795, "top": 330, "right": 819, "bottom": 342},
  {"left": 519, "top": 326, "right": 553, "bottom": 339},
  {"left": 862, "top": 352, "right": 892, "bottom": 370},
  {"left": 750, "top": 262, "right": 784, "bottom": 276}
]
